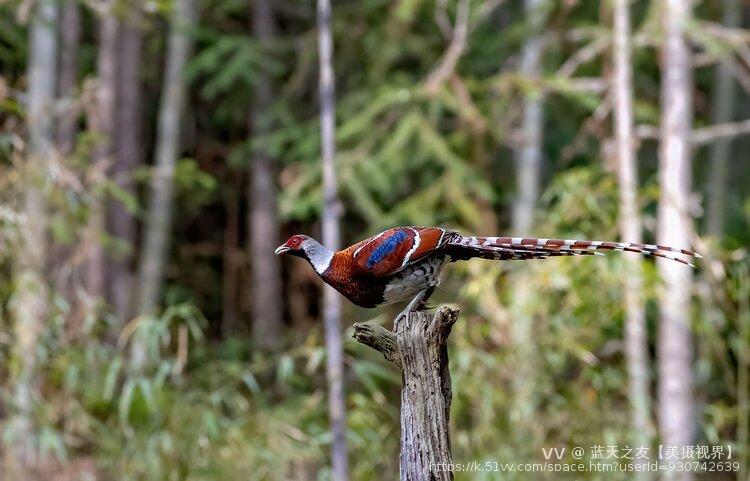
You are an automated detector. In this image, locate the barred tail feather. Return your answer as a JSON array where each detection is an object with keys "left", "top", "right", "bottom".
[
  {"left": 451, "top": 244, "right": 604, "bottom": 261},
  {"left": 449, "top": 236, "right": 700, "bottom": 268}
]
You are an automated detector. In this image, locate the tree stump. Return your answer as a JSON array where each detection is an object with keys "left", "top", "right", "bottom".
[{"left": 353, "top": 306, "right": 460, "bottom": 481}]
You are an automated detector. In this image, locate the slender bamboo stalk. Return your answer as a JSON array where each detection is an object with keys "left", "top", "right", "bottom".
[
  {"left": 737, "top": 268, "right": 749, "bottom": 481},
  {"left": 56, "top": 0, "right": 80, "bottom": 156},
  {"left": 109, "top": 4, "right": 144, "bottom": 322},
  {"left": 249, "top": 0, "right": 282, "bottom": 349},
  {"left": 52, "top": 0, "right": 81, "bottom": 315},
  {"left": 707, "top": 0, "right": 740, "bottom": 238},
  {"left": 510, "top": 0, "right": 548, "bottom": 451},
  {"left": 135, "top": 0, "right": 197, "bottom": 364},
  {"left": 512, "top": 0, "right": 546, "bottom": 234},
  {"left": 657, "top": 2, "right": 695, "bottom": 480},
  {"left": 87, "top": 6, "right": 118, "bottom": 299},
  {"left": 612, "top": 0, "right": 652, "bottom": 476},
  {"left": 316, "top": 0, "right": 348, "bottom": 478},
  {"left": 11, "top": 0, "right": 58, "bottom": 474}
]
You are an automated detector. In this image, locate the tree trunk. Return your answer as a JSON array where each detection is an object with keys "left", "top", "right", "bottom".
[
  {"left": 109, "top": 5, "right": 144, "bottom": 322},
  {"left": 10, "top": 0, "right": 58, "bottom": 476},
  {"left": 53, "top": 0, "right": 81, "bottom": 312},
  {"left": 222, "top": 177, "right": 240, "bottom": 335},
  {"left": 87, "top": 6, "right": 119, "bottom": 299},
  {"left": 512, "top": 0, "right": 546, "bottom": 234},
  {"left": 316, "top": 0, "right": 348, "bottom": 478},
  {"left": 510, "top": 0, "right": 547, "bottom": 449},
  {"left": 135, "top": 0, "right": 197, "bottom": 363},
  {"left": 706, "top": 0, "right": 739, "bottom": 239},
  {"left": 612, "top": 0, "right": 652, "bottom": 475},
  {"left": 353, "top": 307, "right": 460, "bottom": 481},
  {"left": 249, "top": 0, "right": 282, "bottom": 349},
  {"left": 737, "top": 283, "right": 750, "bottom": 481},
  {"left": 658, "top": 1, "right": 695, "bottom": 480},
  {"left": 56, "top": 0, "right": 80, "bottom": 156}
]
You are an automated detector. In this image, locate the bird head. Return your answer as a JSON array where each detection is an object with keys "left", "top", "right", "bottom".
[
  {"left": 275, "top": 234, "right": 311, "bottom": 257},
  {"left": 275, "top": 234, "right": 333, "bottom": 274}
]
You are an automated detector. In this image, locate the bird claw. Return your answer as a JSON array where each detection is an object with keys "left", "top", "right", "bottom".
[
  {"left": 398, "top": 288, "right": 436, "bottom": 320},
  {"left": 413, "top": 298, "right": 436, "bottom": 312},
  {"left": 417, "top": 302, "right": 437, "bottom": 311}
]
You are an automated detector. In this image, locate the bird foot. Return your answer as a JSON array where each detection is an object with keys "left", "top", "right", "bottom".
[
  {"left": 397, "top": 289, "right": 434, "bottom": 320},
  {"left": 417, "top": 302, "right": 437, "bottom": 311},
  {"left": 414, "top": 297, "right": 438, "bottom": 311}
]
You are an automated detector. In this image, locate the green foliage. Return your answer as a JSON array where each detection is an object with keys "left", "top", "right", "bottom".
[
  {"left": 1, "top": 0, "right": 749, "bottom": 479},
  {"left": 173, "top": 158, "right": 218, "bottom": 211},
  {"left": 0, "top": 2, "right": 27, "bottom": 82}
]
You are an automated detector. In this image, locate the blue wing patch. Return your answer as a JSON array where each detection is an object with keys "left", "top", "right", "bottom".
[{"left": 366, "top": 230, "right": 409, "bottom": 268}]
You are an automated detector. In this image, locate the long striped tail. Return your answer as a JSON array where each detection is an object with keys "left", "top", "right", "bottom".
[{"left": 447, "top": 235, "right": 701, "bottom": 267}]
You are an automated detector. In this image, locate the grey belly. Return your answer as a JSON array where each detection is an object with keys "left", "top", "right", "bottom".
[{"left": 381, "top": 255, "right": 447, "bottom": 305}]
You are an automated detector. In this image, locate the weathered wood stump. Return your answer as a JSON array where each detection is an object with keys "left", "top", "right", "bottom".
[{"left": 353, "top": 306, "right": 460, "bottom": 481}]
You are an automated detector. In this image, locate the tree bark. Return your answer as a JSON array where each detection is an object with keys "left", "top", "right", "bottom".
[
  {"left": 136, "top": 0, "right": 197, "bottom": 363},
  {"left": 11, "top": 0, "right": 58, "bottom": 476},
  {"left": 87, "top": 5, "right": 119, "bottom": 299},
  {"left": 52, "top": 0, "right": 81, "bottom": 312},
  {"left": 316, "top": 0, "right": 348, "bottom": 479},
  {"left": 222, "top": 177, "right": 240, "bottom": 335},
  {"left": 706, "top": 0, "right": 740, "bottom": 238},
  {"left": 658, "top": 1, "right": 695, "bottom": 480},
  {"left": 511, "top": 0, "right": 546, "bottom": 234},
  {"left": 56, "top": 0, "right": 80, "bottom": 156},
  {"left": 612, "top": 0, "right": 652, "bottom": 475},
  {"left": 108, "top": 5, "right": 144, "bottom": 322},
  {"left": 510, "top": 0, "right": 547, "bottom": 448},
  {"left": 249, "top": 0, "right": 282, "bottom": 349},
  {"left": 737, "top": 285, "right": 750, "bottom": 481},
  {"left": 353, "top": 307, "right": 460, "bottom": 481}
]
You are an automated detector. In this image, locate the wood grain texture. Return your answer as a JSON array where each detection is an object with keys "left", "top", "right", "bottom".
[{"left": 353, "top": 306, "right": 460, "bottom": 480}]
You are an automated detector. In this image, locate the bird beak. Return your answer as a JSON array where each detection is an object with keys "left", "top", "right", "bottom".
[{"left": 275, "top": 245, "right": 290, "bottom": 255}]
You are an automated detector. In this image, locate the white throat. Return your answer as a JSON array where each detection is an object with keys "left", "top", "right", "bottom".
[{"left": 303, "top": 240, "right": 334, "bottom": 274}]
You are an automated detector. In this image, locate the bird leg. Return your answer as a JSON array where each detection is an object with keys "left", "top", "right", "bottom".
[
  {"left": 398, "top": 287, "right": 436, "bottom": 320},
  {"left": 416, "top": 286, "right": 436, "bottom": 311},
  {"left": 397, "top": 292, "right": 424, "bottom": 322}
]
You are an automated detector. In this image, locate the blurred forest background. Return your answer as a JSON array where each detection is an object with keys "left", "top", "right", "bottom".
[{"left": 1, "top": 0, "right": 750, "bottom": 479}]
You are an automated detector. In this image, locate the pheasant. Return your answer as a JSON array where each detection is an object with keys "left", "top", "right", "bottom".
[{"left": 274, "top": 226, "right": 700, "bottom": 312}]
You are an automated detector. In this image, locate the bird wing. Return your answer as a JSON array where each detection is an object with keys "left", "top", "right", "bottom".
[{"left": 349, "top": 226, "right": 454, "bottom": 278}]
